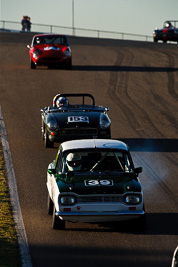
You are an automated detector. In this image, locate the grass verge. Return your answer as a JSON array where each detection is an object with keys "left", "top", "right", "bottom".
[{"left": 0, "top": 142, "right": 21, "bottom": 267}]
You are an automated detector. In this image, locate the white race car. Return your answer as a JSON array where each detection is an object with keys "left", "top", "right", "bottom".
[{"left": 47, "top": 139, "right": 145, "bottom": 230}]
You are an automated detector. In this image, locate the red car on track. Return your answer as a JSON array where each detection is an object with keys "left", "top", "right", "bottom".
[{"left": 27, "top": 34, "right": 72, "bottom": 69}]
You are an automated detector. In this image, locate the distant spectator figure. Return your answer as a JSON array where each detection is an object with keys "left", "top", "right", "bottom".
[
  {"left": 27, "top": 17, "right": 32, "bottom": 32},
  {"left": 21, "top": 16, "right": 32, "bottom": 31},
  {"left": 21, "top": 16, "right": 27, "bottom": 31}
]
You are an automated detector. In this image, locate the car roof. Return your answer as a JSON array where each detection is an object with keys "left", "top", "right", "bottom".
[{"left": 60, "top": 139, "right": 129, "bottom": 152}]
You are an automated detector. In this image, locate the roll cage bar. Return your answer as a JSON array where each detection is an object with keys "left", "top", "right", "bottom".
[
  {"left": 164, "top": 20, "right": 178, "bottom": 28},
  {"left": 53, "top": 93, "right": 95, "bottom": 107}
]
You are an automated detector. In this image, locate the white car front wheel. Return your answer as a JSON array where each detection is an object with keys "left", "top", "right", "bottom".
[
  {"left": 52, "top": 206, "right": 65, "bottom": 230},
  {"left": 47, "top": 194, "right": 53, "bottom": 215}
]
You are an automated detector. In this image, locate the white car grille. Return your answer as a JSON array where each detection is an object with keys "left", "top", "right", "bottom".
[{"left": 77, "top": 195, "right": 123, "bottom": 203}]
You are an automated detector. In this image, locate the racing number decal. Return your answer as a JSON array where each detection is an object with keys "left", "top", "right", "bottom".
[
  {"left": 44, "top": 46, "right": 60, "bottom": 51},
  {"left": 84, "top": 180, "right": 113, "bottom": 186},
  {"left": 100, "top": 180, "right": 113, "bottom": 186},
  {"left": 86, "top": 180, "right": 99, "bottom": 186},
  {"left": 68, "top": 116, "right": 89, "bottom": 123}
]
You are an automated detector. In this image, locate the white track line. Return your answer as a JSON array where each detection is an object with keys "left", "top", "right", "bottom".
[
  {"left": 171, "top": 246, "right": 178, "bottom": 267},
  {"left": 0, "top": 106, "right": 32, "bottom": 267}
]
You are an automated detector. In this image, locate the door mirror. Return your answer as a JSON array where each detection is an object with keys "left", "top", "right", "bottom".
[
  {"left": 48, "top": 168, "right": 56, "bottom": 175},
  {"left": 134, "top": 167, "right": 142, "bottom": 174}
]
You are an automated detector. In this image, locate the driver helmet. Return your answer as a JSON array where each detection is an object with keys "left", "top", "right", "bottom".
[
  {"left": 66, "top": 153, "right": 82, "bottom": 171},
  {"left": 36, "top": 37, "right": 41, "bottom": 44},
  {"left": 165, "top": 21, "right": 172, "bottom": 28},
  {"left": 56, "top": 97, "right": 68, "bottom": 107}
]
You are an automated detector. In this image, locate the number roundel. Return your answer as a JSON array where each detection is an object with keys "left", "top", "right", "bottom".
[{"left": 84, "top": 180, "right": 113, "bottom": 186}]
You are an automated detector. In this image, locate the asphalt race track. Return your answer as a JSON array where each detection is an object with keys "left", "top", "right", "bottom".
[{"left": 0, "top": 32, "right": 178, "bottom": 267}]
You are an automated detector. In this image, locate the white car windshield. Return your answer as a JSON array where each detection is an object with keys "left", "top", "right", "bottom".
[{"left": 62, "top": 149, "right": 133, "bottom": 173}]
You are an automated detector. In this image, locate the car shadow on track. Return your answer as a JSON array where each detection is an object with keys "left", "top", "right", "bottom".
[
  {"left": 72, "top": 65, "right": 178, "bottom": 72},
  {"left": 65, "top": 213, "right": 178, "bottom": 235},
  {"left": 118, "top": 138, "right": 178, "bottom": 152},
  {"left": 106, "top": 212, "right": 178, "bottom": 235}
]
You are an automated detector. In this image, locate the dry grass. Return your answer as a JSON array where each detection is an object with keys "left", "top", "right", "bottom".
[{"left": 0, "top": 145, "right": 21, "bottom": 266}]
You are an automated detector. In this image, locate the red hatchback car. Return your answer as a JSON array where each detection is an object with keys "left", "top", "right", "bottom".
[{"left": 27, "top": 34, "right": 72, "bottom": 69}]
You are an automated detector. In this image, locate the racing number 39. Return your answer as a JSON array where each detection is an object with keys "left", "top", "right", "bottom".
[{"left": 85, "top": 180, "right": 113, "bottom": 186}]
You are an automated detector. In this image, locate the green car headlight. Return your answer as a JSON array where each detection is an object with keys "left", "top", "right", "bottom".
[
  {"left": 99, "top": 114, "right": 111, "bottom": 129},
  {"left": 47, "top": 121, "right": 58, "bottom": 131},
  {"left": 100, "top": 119, "right": 110, "bottom": 129}
]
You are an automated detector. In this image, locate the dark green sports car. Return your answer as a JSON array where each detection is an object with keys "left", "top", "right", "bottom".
[
  {"left": 41, "top": 94, "right": 111, "bottom": 147},
  {"left": 153, "top": 20, "right": 178, "bottom": 43}
]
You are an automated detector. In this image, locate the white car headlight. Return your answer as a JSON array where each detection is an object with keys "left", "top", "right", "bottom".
[
  {"left": 125, "top": 195, "right": 141, "bottom": 204},
  {"left": 47, "top": 121, "right": 58, "bottom": 131},
  {"left": 60, "top": 196, "right": 75, "bottom": 205}
]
